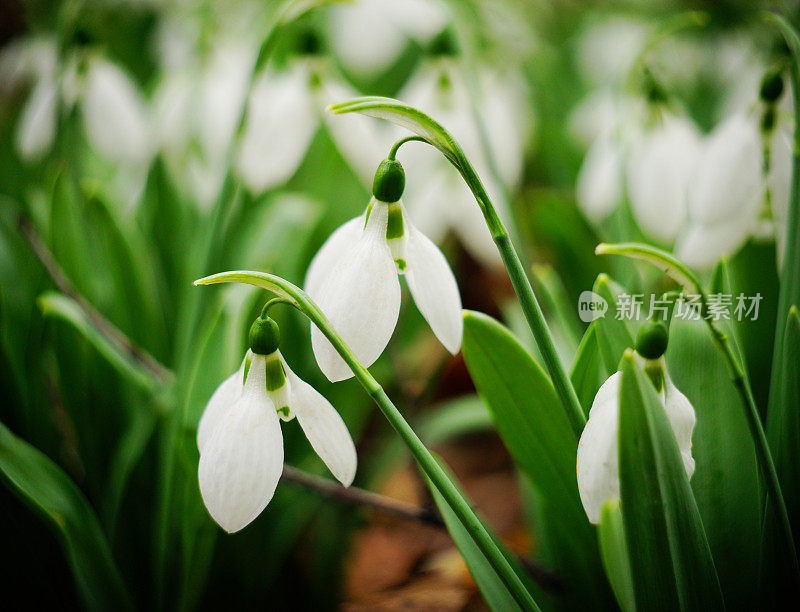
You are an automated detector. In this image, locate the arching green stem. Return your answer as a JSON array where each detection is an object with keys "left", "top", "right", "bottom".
[
  {"left": 388, "top": 136, "right": 428, "bottom": 160},
  {"left": 370, "top": 105, "right": 586, "bottom": 437},
  {"left": 194, "top": 271, "right": 540, "bottom": 611}
]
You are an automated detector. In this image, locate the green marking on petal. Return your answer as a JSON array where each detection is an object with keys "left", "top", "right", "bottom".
[
  {"left": 264, "top": 352, "right": 287, "bottom": 392},
  {"left": 395, "top": 258, "right": 407, "bottom": 271},
  {"left": 386, "top": 203, "right": 404, "bottom": 240},
  {"left": 277, "top": 405, "right": 291, "bottom": 419}
]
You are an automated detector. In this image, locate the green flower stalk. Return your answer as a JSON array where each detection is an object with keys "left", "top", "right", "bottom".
[
  {"left": 194, "top": 270, "right": 539, "bottom": 611},
  {"left": 327, "top": 98, "right": 587, "bottom": 438}
]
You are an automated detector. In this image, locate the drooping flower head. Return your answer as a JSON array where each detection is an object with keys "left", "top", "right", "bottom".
[
  {"left": 576, "top": 321, "right": 696, "bottom": 523},
  {"left": 305, "top": 156, "right": 463, "bottom": 381},
  {"left": 198, "top": 312, "right": 356, "bottom": 533}
]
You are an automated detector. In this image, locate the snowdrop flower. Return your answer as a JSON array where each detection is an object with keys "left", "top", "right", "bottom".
[
  {"left": 327, "top": 0, "right": 448, "bottom": 78},
  {"left": 576, "top": 322, "right": 696, "bottom": 524},
  {"left": 676, "top": 113, "right": 767, "bottom": 269},
  {"left": 198, "top": 315, "right": 357, "bottom": 533},
  {"left": 574, "top": 94, "right": 644, "bottom": 224},
  {"left": 626, "top": 114, "right": 701, "bottom": 243},
  {"left": 154, "top": 36, "right": 256, "bottom": 208},
  {"left": 399, "top": 59, "right": 530, "bottom": 267},
  {"left": 305, "top": 157, "right": 462, "bottom": 382},
  {"left": 1, "top": 37, "right": 151, "bottom": 165},
  {"left": 235, "top": 56, "right": 390, "bottom": 194}
]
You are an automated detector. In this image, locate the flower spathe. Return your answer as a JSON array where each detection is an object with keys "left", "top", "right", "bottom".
[
  {"left": 576, "top": 356, "right": 696, "bottom": 524},
  {"left": 197, "top": 349, "right": 357, "bottom": 533},
  {"left": 305, "top": 196, "right": 463, "bottom": 382}
]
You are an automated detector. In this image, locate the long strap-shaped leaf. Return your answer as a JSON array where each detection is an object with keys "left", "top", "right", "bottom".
[
  {"left": 0, "top": 422, "right": 133, "bottom": 610},
  {"left": 618, "top": 351, "right": 724, "bottom": 611}
]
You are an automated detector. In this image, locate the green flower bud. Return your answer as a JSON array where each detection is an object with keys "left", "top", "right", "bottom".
[
  {"left": 249, "top": 316, "right": 281, "bottom": 355},
  {"left": 760, "top": 70, "right": 784, "bottom": 104},
  {"left": 635, "top": 320, "right": 669, "bottom": 360},
  {"left": 372, "top": 159, "right": 405, "bottom": 203}
]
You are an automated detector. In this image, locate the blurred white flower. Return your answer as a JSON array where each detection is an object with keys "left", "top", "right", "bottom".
[
  {"left": 82, "top": 58, "right": 152, "bottom": 164},
  {"left": 305, "top": 185, "right": 462, "bottom": 382},
  {"left": 235, "top": 58, "right": 389, "bottom": 194},
  {"left": 575, "top": 16, "right": 649, "bottom": 87},
  {"left": 576, "top": 131, "right": 626, "bottom": 224},
  {"left": 398, "top": 60, "right": 530, "bottom": 266},
  {"left": 676, "top": 113, "right": 770, "bottom": 269},
  {"left": 198, "top": 347, "right": 357, "bottom": 533},
  {"left": 327, "top": 0, "right": 448, "bottom": 77},
  {"left": 574, "top": 94, "right": 643, "bottom": 224},
  {"left": 626, "top": 114, "right": 701, "bottom": 243},
  {"left": 2, "top": 37, "right": 151, "bottom": 166},
  {"left": 576, "top": 357, "right": 696, "bottom": 524},
  {"left": 154, "top": 38, "right": 256, "bottom": 208}
]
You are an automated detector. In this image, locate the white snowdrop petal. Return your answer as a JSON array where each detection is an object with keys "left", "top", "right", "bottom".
[
  {"left": 310, "top": 203, "right": 400, "bottom": 381},
  {"left": 236, "top": 63, "right": 318, "bottom": 192},
  {"left": 664, "top": 374, "right": 697, "bottom": 478},
  {"left": 676, "top": 216, "right": 754, "bottom": 271},
  {"left": 404, "top": 218, "right": 463, "bottom": 353},
  {"left": 327, "top": 1, "right": 406, "bottom": 77},
  {"left": 305, "top": 214, "right": 365, "bottom": 297},
  {"left": 16, "top": 78, "right": 58, "bottom": 160},
  {"left": 196, "top": 356, "right": 247, "bottom": 453},
  {"left": 282, "top": 357, "right": 357, "bottom": 486},
  {"left": 576, "top": 372, "right": 622, "bottom": 524},
  {"left": 627, "top": 116, "right": 700, "bottom": 243},
  {"left": 83, "top": 59, "right": 151, "bottom": 164},
  {"left": 198, "top": 355, "right": 284, "bottom": 533},
  {"left": 577, "top": 135, "right": 624, "bottom": 223},
  {"left": 688, "top": 113, "right": 763, "bottom": 226}
]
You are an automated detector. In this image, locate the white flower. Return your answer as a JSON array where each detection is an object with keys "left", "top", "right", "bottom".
[
  {"left": 576, "top": 357, "right": 696, "bottom": 524},
  {"left": 398, "top": 60, "right": 530, "bottom": 267},
  {"left": 154, "top": 37, "right": 256, "bottom": 208},
  {"left": 305, "top": 184, "right": 463, "bottom": 382},
  {"left": 82, "top": 58, "right": 151, "bottom": 164},
  {"left": 197, "top": 349, "right": 357, "bottom": 533},
  {"left": 626, "top": 114, "right": 701, "bottom": 243},
  {"left": 327, "top": 0, "right": 448, "bottom": 78},
  {"left": 676, "top": 113, "right": 767, "bottom": 269},
  {"left": 235, "top": 58, "right": 389, "bottom": 194},
  {"left": 573, "top": 94, "right": 644, "bottom": 224}
]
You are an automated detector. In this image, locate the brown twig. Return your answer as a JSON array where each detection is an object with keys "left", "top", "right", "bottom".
[
  {"left": 281, "top": 464, "right": 445, "bottom": 527},
  {"left": 18, "top": 213, "right": 172, "bottom": 384}
]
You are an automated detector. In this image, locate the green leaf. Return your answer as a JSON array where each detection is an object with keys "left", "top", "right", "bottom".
[
  {"left": 0, "top": 422, "right": 133, "bottom": 610},
  {"left": 426, "top": 460, "right": 538, "bottom": 612},
  {"left": 37, "top": 292, "right": 164, "bottom": 394},
  {"left": 767, "top": 308, "right": 800, "bottom": 546},
  {"left": 593, "top": 274, "right": 635, "bottom": 377},
  {"left": 598, "top": 500, "right": 634, "bottom": 612},
  {"left": 618, "top": 351, "right": 724, "bottom": 610},
  {"left": 667, "top": 312, "right": 760, "bottom": 609},
  {"left": 570, "top": 324, "right": 606, "bottom": 416},
  {"left": 462, "top": 310, "right": 613, "bottom": 608}
]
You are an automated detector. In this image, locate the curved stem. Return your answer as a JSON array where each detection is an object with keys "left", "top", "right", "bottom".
[
  {"left": 390, "top": 139, "right": 587, "bottom": 438},
  {"left": 388, "top": 136, "right": 428, "bottom": 160},
  {"left": 195, "top": 271, "right": 539, "bottom": 611}
]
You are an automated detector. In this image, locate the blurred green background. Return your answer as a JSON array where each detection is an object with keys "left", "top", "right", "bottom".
[{"left": 1, "top": 0, "right": 797, "bottom": 609}]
